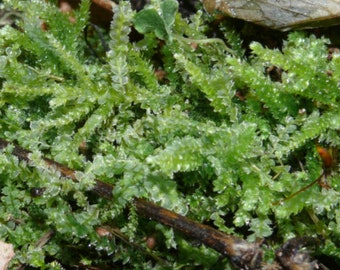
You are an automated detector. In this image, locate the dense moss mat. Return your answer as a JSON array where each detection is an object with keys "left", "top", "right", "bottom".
[{"left": 0, "top": 0, "right": 339, "bottom": 268}]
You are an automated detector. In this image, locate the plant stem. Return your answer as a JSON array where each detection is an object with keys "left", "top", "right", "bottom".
[{"left": 173, "top": 34, "right": 237, "bottom": 56}]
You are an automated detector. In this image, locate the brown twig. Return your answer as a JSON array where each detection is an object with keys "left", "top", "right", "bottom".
[
  {"left": 275, "top": 237, "right": 329, "bottom": 270},
  {"left": 272, "top": 174, "right": 323, "bottom": 206},
  {"left": 0, "top": 139, "right": 114, "bottom": 199},
  {"left": 134, "top": 198, "right": 263, "bottom": 269},
  {"left": 0, "top": 138, "right": 263, "bottom": 269}
]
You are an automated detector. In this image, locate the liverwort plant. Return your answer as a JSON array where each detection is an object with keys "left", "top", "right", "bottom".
[{"left": 0, "top": 0, "right": 339, "bottom": 268}]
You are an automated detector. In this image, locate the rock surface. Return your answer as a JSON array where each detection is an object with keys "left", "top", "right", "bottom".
[{"left": 203, "top": 0, "right": 340, "bottom": 30}]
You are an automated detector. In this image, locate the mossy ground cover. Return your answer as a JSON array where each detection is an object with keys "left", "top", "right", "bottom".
[{"left": 0, "top": 0, "right": 339, "bottom": 269}]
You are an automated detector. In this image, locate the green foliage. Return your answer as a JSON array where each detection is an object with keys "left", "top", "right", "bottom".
[
  {"left": 0, "top": 0, "right": 339, "bottom": 268},
  {"left": 133, "top": 0, "right": 178, "bottom": 41}
]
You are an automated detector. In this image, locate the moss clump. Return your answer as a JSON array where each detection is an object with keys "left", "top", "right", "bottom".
[{"left": 0, "top": 0, "right": 339, "bottom": 268}]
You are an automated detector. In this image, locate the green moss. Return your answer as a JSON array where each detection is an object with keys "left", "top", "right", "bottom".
[{"left": 0, "top": 0, "right": 339, "bottom": 268}]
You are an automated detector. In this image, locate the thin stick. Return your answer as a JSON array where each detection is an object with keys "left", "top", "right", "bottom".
[
  {"left": 273, "top": 174, "right": 323, "bottom": 206},
  {"left": 0, "top": 139, "right": 262, "bottom": 269}
]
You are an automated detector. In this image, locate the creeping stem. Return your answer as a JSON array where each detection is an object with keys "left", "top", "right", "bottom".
[
  {"left": 0, "top": 138, "right": 262, "bottom": 270},
  {"left": 173, "top": 34, "right": 237, "bottom": 56}
]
